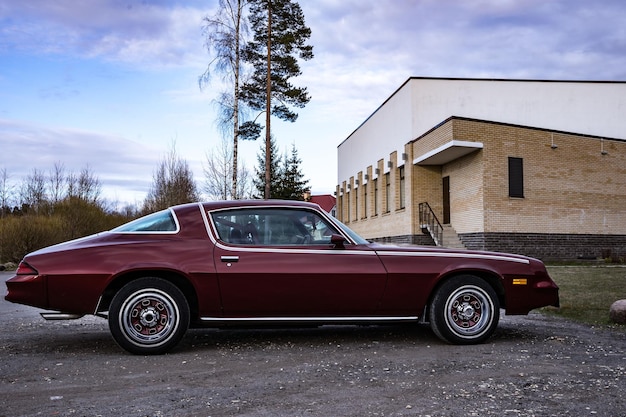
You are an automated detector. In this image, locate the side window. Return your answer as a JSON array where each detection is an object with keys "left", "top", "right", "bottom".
[
  {"left": 211, "top": 208, "right": 340, "bottom": 246},
  {"left": 113, "top": 209, "right": 178, "bottom": 233},
  {"left": 292, "top": 212, "right": 336, "bottom": 245},
  {"left": 508, "top": 157, "right": 524, "bottom": 198},
  {"left": 212, "top": 210, "right": 260, "bottom": 245}
]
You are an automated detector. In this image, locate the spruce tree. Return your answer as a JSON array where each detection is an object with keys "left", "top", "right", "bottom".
[
  {"left": 275, "top": 143, "right": 309, "bottom": 200},
  {"left": 253, "top": 135, "right": 282, "bottom": 199}
]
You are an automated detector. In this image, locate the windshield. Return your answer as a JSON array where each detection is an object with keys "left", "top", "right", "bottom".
[
  {"left": 112, "top": 209, "right": 178, "bottom": 233},
  {"left": 333, "top": 218, "right": 369, "bottom": 245}
]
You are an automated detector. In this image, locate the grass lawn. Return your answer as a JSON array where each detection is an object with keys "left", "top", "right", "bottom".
[{"left": 543, "top": 265, "right": 626, "bottom": 329}]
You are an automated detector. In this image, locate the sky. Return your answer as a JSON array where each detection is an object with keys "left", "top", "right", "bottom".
[{"left": 1, "top": 0, "right": 626, "bottom": 208}]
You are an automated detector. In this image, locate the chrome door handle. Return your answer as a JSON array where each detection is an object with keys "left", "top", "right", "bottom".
[{"left": 221, "top": 256, "right": 239, "bottom": 263}]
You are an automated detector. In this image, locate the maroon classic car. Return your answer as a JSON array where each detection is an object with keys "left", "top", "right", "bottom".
[{"left": 6, "top": 200, "right": 559, "bottom": 354}]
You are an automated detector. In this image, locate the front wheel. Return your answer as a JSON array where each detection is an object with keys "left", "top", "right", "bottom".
[
  {"left": 109, "top": 278, "right": 190, "bottom": 355},
  {"left": 429, "top": 275, "right": 500, "bottom": 345}
]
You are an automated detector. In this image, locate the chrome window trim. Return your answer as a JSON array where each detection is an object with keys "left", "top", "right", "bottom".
[{"left": 202, "top": 204, "right": 373, "bottom": 256}]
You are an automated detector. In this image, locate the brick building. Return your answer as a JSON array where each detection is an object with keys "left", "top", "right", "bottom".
[{"left": 336, "top": 78, "right": 626, "bottom": 260}]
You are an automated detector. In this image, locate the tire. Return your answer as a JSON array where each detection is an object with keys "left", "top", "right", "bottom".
[
  {"left": 429, "top": 275, "right": 499, "bottom": 345},
  {"left": 108, "top": 277, "right": 190, "bottom": 355}
]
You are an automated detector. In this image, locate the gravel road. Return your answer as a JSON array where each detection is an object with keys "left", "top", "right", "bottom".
[{"left": 1, "top": 271, "right": 624, "bottom": 417}]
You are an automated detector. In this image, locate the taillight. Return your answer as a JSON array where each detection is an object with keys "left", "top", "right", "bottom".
[{"left": 16, "top": 261, "right": 38, "bottom": 275}]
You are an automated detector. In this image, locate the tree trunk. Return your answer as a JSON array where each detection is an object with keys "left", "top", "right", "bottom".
[
  {"left": 264, "top": 0, "right": 272, "bottom": 199},
  {"left": 231, "top": 1, "right": 241, "bottom": 200}
]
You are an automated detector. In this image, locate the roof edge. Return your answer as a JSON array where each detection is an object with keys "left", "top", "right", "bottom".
[
  {"left": 338, "top": 77, "right": 626, "bottom": 149},
  {"left": 406, "top": 76, "right": 626, "bottom": 84},
  {"left": 410, "top": 116, "right": 626, "bottom": 144}
]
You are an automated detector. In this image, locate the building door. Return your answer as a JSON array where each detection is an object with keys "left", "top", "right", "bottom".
[{"left": 443, "top": 176, "right": 450, "bottom": 224}]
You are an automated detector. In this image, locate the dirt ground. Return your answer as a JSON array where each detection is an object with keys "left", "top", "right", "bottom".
[{"left": 1, "top": 271, "right": 625, "bottom": 417}]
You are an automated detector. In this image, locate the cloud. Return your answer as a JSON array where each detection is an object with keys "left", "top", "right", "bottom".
[
  {"left": 302, "top": 0, "right": 626, "bottom": 80},
  {"left": 0, "top": 118, "right": 162, "bottom": 203},
  {"left": 293, "top": 0, "right": 626, "bottom": 132},
  {"left": 0, "top": 0, "right": 213, "bottom": 68},
  {"left": 4, "top": 0, "right": 624, "bottom": 99}
]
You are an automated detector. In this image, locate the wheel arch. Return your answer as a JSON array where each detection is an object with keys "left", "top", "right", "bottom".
[
  {"left": 424, "top": 269, "right": 505, "bottom": 321},
  {"left": 97, "top": 270, "right": 199, "bottom": 319}
]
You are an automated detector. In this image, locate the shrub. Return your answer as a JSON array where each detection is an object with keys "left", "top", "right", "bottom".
[
  {"left": 0, "top": 198, "right": 134, "bottom": 263},
  {"left": 0, "top": 215, "right": 64, "bottom": 263}
]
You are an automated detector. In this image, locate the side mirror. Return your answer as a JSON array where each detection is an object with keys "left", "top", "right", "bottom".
[{"left": 330, "top": 234, "right": 346, "bottom": 249}]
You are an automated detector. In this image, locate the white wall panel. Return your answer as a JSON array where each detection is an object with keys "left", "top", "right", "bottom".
[{"left": 338, "top": 78, "right": 626, "bottom": 185}]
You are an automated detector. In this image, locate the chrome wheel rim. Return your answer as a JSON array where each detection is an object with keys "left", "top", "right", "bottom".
[
  {"left": 120, "top": 289, "right": 179, "bottom": 347},
  {"left": 444, "top": 285, "right": 493, "bottom": 338}
]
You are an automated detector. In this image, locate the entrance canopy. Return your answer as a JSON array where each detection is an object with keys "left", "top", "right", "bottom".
[{"left": 413, "top": 140, "right": 484, "bottom": 166}]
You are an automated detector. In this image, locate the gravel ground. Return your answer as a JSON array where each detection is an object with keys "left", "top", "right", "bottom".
[{"left": 1, "top": 271, "right": 625, "bottom": 417}]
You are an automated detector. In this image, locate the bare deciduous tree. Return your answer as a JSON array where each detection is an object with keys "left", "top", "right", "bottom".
[
  {"left": 0, "top": 168, "right": 12, "bottom": 216},
  {"left": 20, "top": 168, "right": 47, "bottom": 214},
  {"left": 48, "top": 162, "right": 66, "bottom": 204},
  {"left": 143, "top": 144, "right": 199, "bottom": 213},
  {"left": 203, "top": 137, "right": 253, "bottom": 200},
  {"left": 200, "top": 0, "right": 250, "bottom": 199},
  {"left": 66, "top": 165, "right": 102, "bottom": 204}
]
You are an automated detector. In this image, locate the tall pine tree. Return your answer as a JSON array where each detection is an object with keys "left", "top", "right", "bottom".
[{"left": 241, "top": 0, "right": 313, "bottom": 199}]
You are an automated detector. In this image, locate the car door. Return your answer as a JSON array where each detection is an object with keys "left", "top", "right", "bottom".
[{"left": 210, "top": 207, "right": 388, "bottom": 317}]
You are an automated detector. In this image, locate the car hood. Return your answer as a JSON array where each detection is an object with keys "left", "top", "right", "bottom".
[{"left": 369, "top": 242, "right": 536, "bottom": 264}]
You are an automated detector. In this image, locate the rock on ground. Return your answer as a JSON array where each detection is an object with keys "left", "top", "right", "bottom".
[{"left": 609, "top": 299, "right": 626, "bottom": 324}]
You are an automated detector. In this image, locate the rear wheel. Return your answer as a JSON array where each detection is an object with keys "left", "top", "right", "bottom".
[
  {"left": 429, "top": 275, "right": 499, "bottom": 344},
  {"left": 109, "top": 277, "right": 189, "bottom": 355}
]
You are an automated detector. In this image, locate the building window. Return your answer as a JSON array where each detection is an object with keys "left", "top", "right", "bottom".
[
  {"left": 355, "top": 188, "right": 358, "bottom": 220},
  {"left": 338, "top": 193, "right": 343, "bottom": 221},
  {"left": 385, "top": 173, "right": 391, "bottom": 213},
  {"left": 373, "top": 178, "right": 378, "bottom": 216},
  {"left": 363, "top": 182, "right": 368, "bottom": 219},
  {"left": 508, "top": 157, "right": 524, "bottom": 198},
  {"left": 398, "top": 166, "right": 405, "bottom": 209}
]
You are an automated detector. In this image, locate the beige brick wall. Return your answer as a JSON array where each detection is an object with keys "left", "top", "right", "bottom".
[
  {"left": 339, "top": 117, "right": 626, "bottom": 239},
  {"left": 348, "top": 152, "right": 415, "bottom": 240},
  {"left": 410, "top": 120, "right": 452, "bottom": 229},
  {"left": 443, "top": 151, "right": 485, "bottom": 233},
  {"left": 457, "top": 119, "right": 626, "bottom": 234},
  {"left": 409, "top": 119, "right": 485, "bottom": 234},
  {"left": 412, "top": 120, "right": 454, "bottom": 159}
]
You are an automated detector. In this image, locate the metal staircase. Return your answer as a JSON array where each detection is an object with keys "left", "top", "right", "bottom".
[
  {"left": 418, "top": 202, "right": 466, "bottom": 249},
  {"left": 419, "top": 202, "right": 443, "bottom": 246}
]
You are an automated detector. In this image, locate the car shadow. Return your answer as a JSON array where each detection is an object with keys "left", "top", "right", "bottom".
[
  {"left": 2, "top": 316, "right": 547, "bottom": 356},
  {"left": 179, "top": 323, "right": 455, "bottom": 353},
  {"left": 178, "top": 314, "right": 550, "bottom": 354}
]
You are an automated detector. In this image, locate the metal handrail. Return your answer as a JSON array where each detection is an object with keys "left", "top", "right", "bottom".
[{"left": 418, "top": 202, "right": 443, "bottom": 246}]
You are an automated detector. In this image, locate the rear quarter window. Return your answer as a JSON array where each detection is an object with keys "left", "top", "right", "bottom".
[{"left": 112, "top": 209, "right": 179, "bottom": 233}]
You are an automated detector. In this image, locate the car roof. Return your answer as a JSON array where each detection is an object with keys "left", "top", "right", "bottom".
[{"left": 175, "top": 200, "right": 323, "bottom": 212}]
